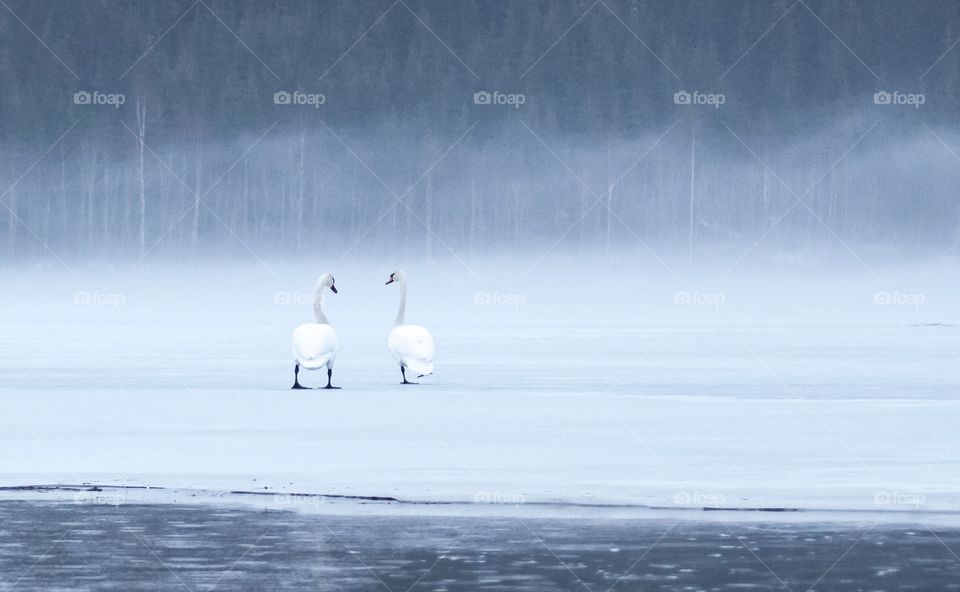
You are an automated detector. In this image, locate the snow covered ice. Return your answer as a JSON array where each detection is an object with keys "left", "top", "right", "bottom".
[
  {"left": 3, "top": 0, "right": 960, "bottom": 587},
  {"left": 2, "top": 254, "right": 958, "bottom": 517}
]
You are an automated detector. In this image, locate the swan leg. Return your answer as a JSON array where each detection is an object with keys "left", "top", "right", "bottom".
[
  {"left": 322, "top": 368, "right": 341, "bottom": 390},
  {"left": 291, "top": 364, "right": 309, "bottom": 389},
  {"left": 401, "top": 366, "right": 417, "bottom": 385}
]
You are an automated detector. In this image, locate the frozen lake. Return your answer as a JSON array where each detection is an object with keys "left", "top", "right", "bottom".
[
  {"left": 3, "top": 500, "right": 960, "bottom": 591},
  {"left": 1, "top": 258, "right": 959, "bottom": 515}
]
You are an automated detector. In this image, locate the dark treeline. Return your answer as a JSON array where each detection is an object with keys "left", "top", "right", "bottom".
[{"left": 1, "top": 0, "right": 958, "bottom": 259}]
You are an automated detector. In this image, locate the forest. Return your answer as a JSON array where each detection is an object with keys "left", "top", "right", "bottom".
[{"left": 0, "top": 0, "right": 958, "bottom": 259}]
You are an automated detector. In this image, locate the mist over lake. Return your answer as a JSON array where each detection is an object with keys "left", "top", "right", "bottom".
[{"left": 1, "top": 1, "right": 959, "bottom": 590}]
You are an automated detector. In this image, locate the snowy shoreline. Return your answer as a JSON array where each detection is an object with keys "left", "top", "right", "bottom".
[
  {"left": 2, "top": 262, "right": 957, "bottom": 528},
  {"left": 3, "top": 483, "right": 960, "bottom": 527}
]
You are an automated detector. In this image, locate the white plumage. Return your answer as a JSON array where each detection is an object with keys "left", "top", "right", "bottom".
[
  {"left": 385, "top": 270, "right": 435, "bottom": 383},
  {"left": 388, "top": 324, "right": 435, "bottom": 377},
  {"left": 290, "top": 273, "right": 340, "bottom": 389},
  {"left": 292, "top": 323, "right": 338, "bottom": 371}
]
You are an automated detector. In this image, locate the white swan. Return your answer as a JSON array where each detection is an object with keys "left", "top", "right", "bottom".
[
  {"left": 291, "top": 273, "right": 340, "bottom": 389},
  {"left": 385, "top": 271, "right": 435, "bottom": 384}
]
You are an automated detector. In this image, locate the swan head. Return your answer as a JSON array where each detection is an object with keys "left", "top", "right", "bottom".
[
  {"left": 317, "top": 273, "right": 338, "bottom": 294},
  {"left": 385, "top": 270, "right": 406, "bottom": 286}
]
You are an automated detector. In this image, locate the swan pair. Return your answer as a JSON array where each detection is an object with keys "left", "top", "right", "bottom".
[{"left": 290, "top": 271, "right": 435, "bottom": 389}]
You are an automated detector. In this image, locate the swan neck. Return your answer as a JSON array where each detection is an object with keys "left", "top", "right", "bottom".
[
  {"left": 395, "top": 279, "right": 407, "bottom": 326},
  {"left": 314, "top": 286, "right": 329, "bottom": 324}
]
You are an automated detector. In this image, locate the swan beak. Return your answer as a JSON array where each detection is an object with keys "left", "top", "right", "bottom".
[
  {"left": 330, "top": 285, "right": 338, "bottom": 294},
  {"left": 385, "top": 278, "right": 394, "bottom": 285}
]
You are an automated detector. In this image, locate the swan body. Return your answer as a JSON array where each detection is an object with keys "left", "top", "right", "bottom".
[
  {"left": 388, "top": 324, "right": 435, "bottom": 376},
  {"left": 292, "top": 323, "right": 338, "bottom": 370},
  {"left": 385, "top": 270, "right": 435, "bottom": 383},
  {"left": 291, "top": 273, "right": 340, "bottom": 389}
]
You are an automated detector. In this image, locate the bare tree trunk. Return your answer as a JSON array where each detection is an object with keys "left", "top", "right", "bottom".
[
  {"left": 136, "top": 98, "right": 147, "bottom": 257},
  {"left": 468, "top": 164, "right": 477, "bottom": 259},
  {"left": 688, "top": 127, "right": 696, "bottom": 266},
  {"left": 102, "top": 160, "right": 110, "bottom": 253},
  {"left": 350, "top": 170, "right": 359, "bottom": 242},
  {"left": 761, "top": 160, "right": 769, "bottom": 227},
  {"left": 58, "top": 144, "right": 67, "bottom": 251},
  {"left": 242, "top": 155, "right": 249, "bottom": 243},
  {"left": 7, "top": 163, "right": 16, "bottom": 256},
  {"left": 425, "top": 171, "right": 433, "bottom": 259},
  {"left": 605, "top": 145, "right": 613, "bottom": 254},
  {"left": 78, "top": 151, "right": 96, "bottom": 256},
  {"left": 191, "top": 137, "right": 202, "bottom": 252},
  {"left": 656, "top": 151, "right": 664, "bottom": 240},
  {"left": 389, "top": 197, "right": 397, "bottom": 253},
  {"left": 579, "top": 172, "right": 590, "bottom": 253},
  {"left": 512, "top": 184, "right": 522, "bottom": 247},
  {"left": 296, "top": 124, "right": 305, "bottom": 250}
]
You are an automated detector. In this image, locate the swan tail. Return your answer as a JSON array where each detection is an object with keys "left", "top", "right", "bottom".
[
  {"left": 405, "top": 359, "right": 434, "bottom": 377},
  {"left": 297, "top": 353, "right": 333, "bottom": 370}
]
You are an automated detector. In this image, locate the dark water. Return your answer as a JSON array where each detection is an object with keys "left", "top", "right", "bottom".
[{"left": 1, "top": 502, "right": 959, "bottom": 591}]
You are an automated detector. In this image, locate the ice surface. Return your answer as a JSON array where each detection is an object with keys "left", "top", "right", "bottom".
[
  {"left": 5, "top": 502, "right": 960, "bottom": 591},
  {"left": 0, "top": 253, "right": 957, "bottom": 518}
]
